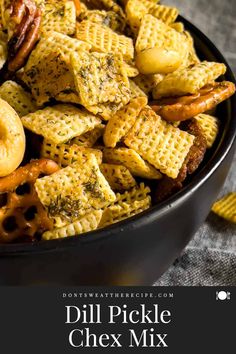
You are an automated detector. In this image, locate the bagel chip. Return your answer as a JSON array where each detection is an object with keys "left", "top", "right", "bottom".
[
  {"left": 124, "top": 108, "right": 195, "bottom": 179},
  {"left": 22, "top": 104, "right": 101, "bottom": 144}
]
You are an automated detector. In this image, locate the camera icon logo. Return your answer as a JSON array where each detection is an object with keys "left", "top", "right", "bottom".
[{"left": 216, "top": 291, "right": 231, "bottom": 301}]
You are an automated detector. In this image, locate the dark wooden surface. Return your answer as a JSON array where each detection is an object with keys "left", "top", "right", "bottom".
[{"left": 156, "top": 0, "right": 236, "bottom": 283}]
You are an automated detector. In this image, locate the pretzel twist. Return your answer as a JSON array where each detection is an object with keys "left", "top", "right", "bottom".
[
  {"left": 150, "top": 81, "right": 236, "bottom": 122},
  {"left": 0, "top": 159, "right": 59, "bottom": 243}
]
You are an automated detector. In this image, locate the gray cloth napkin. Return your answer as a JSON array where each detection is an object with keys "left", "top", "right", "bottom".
[{"left": 154, "top": 0, "right": 236, "bottom": 286}]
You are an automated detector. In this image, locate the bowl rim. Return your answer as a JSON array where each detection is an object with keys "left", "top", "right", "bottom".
[{"left": 1, "top": 16, "right": 236, "bottom": 255}]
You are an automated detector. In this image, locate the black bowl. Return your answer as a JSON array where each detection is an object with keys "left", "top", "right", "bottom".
[{"left": 0, "top": 17, "right": 235, "bottom": 286}]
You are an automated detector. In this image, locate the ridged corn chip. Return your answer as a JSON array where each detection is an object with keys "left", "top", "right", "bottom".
[{"left": 212, "top": 193, "right": 236, "bottom": 223}]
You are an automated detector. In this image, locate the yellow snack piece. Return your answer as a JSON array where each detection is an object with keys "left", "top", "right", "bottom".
[
  {"left": 129, "top": 79, "right": 147, "bottom": 99},
  {"left": 135, "top": 14, "right": 187, "bottom": 54},
  {"left": 35, "top": 155, "right": 116, "bottom": 227},
  {"left": 42, "top": 210, "right": 103, "bottom": 240},
  {"left": 85, "top": 0, "right": 125, "bottom": 18},
  {"left": 103, "top": 147, "right": 162, "bottom": 179},
  {"left": 76, "top": 20, "right": 134, "bottom": 60},
  {"left": 100, "top": 163, "right": 137, "bottom": 191},
  {"left": 22, "top": 104, "right": 101, "bottom": 144},
  {"left": 85, "top": 101, "right": 129, "bottom": 121},
  {"left": 55, "top": 90, "right": 81, "bottom": 105},
  {"left": 103, "top": 97, "right": 148, "bottom": 148},
  {"left": 23, "top": 50, "right": 75, "bottom": 106},
  {"left": 194, "top": 114, "right": 220, "bottom": 148},
  {"left": 124, "top": 107, "right": 195, "bottom": 179},
  {"left": 80, "top": 9, "right": 126, "bottom": 32},
  {"left": 41, "top": 0, "right": 76, "bottom": 35},
  {"left": 153, "top": 61, "right": 226, "bottom": 98},
  {"left": 0, "top": 80, "right": 37, "bottom": 117},
  {"left": 150, "top": 4, "right": 178, "bottom": 25},
  {"left": 25, "top": 31, "right": 91, "bottom": 71},
  {"left": 0, "top": 0, "right": 11, "bottom": 28},
  {"left": 41, "top": 140, "right": 103, "bottom": 166},
  {"left": 133, "top": 73, "right": 164, "bottom": 95},
  {"left": 123, "top": 61, "right": 139, "bottom": 77},
  {"left": 71, "top": 124, "right": 105, "bottom": 147},
  {"left": 0, "top": 34, "right": 7, "bottom": 70},
  {"left": 170, "top": 22, "right": 185, "bottom": 32},
  {"left": 71, "top": 51, "right": 130, "bottom": 107},
  {"left": 99, "top": 182, "right": 151, "bottom": 227},
  {"left": 212, "top": 193, "right": 236, "bottom": 223}
]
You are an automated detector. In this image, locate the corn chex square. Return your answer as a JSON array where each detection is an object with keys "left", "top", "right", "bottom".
[
  {"left": 21, "top": 104, "right": 101, "bottom": 144},
  {"left": 25, "top": 31, "right": 91, "bottom": 72},
  {"left": 85, "top": 101, "right": 129, "bottom": 121},
  {"left": 35, "top": 155, "right": 116, "bottom": 227},
  {"left": 133, "top": 74, "right": 164, "bottom": 95},
  {"left": 0, "top": 80, "right": 37, "bottom": 117},
  {"left": 76, "top": 20, "right": 134, "bottom": 61},
  {"left": 135, "top": 14, "right": 188, "bottom": 54},
  {"left": 103, "top": 147, "right": 162, "bottom": 179},
  {"left": 23, "top": 51, "right": 75, "bottom": 106},
  {"left": 42, "top": 210, "right": 103, "bottom": 240},
  {"left": 71, "top": 124, "right": 105, "bottom": 147},
  {"left": 99, "top": 183, "right": 151, "bottom": 227},
  {"left": 124, "top": 108, "right": 195, "bottom": 179},
  {"left": 87, "top": 0, "right": 125, "bottom": 18},
  {"left": 55, "top": 89, "right": 81, "bottom": 105},
  {"left": 100, "top": 163, "right": 137, "bottom": 191},
  {"left": 41, "top": 140, "right": 103, "bottom": 166},
  {"left": 212, "top": 193, "right": 236, "bottom": 224},
  {"left": 41, "top": 0, "right": 76, "bottom": 35},
  {"left": 129, "top": 80, "right": 147, "bottom": 99},
  {"left": 194, "top": 114, "right": 219, "bottom": 148},
  {"left": 71, "top": 51, "right": 130, "bottom": 107},
  {"left": 103, "top": 97, "right": 148, "bottom": 148},
  {"left": 153, "top": 61, "right": 226, "bottom": 98},
  {"left": 80, "top": 9, "right": 126, "bottom": 33}
]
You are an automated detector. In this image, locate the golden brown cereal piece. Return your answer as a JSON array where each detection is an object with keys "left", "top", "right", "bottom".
[
  {"left": 22, "top": 104, "right": 101, "bottom": 144},
  {"left": 100, "top": 163, "right": 137, "bottom": 191},
  {"left": 85, "top": 100, "right": 129, "bottom": 121},
  {"left": 23, "top": 50, "right": 75, "bottom": 106},
  {"left": 170, "top": 21, "right": 184, "bottom": 32},
  {"left": 71, "top": 124, "right": 105, "bottom": 147},
  {"left": 35, "top": 155, "right": 116, "bottom": 227},
  {"left": 85, "top": 0, "right": 125, "bottom": 19},
  {"left": 0, "top": 80, "right": 37, "bottom": 117},
  {"left": 76, "top": 20, "right": 134, "bottom": 60},
  {"left": 41, "top": 140, "right": 103, "bottom": 166},
  {"left": 124, "top": 107, "right": 195, "bottom": 179},
  {"left": 42, "top": 210, "right": 103, "bottom": 240},
  {"left": 24, "top": 30, "right": 91, "bottom": 70},
  {"left": 103, "top": 97, "right": 147, "bottom": 148},
  {"left": 0, "top": 158, "right": 59, "bottom": 243},
  {"left": 150, "top": 82, "right": 236, "bottom": 122},
  {"left": 103, "top": 147, "right": 162, "bottom": 179},
  {"left": 194, "top": 114, "right": 219, "bottom": 148},
  {"left": 41, "top": 0, "right": 76, "bottom": 35},
  {"left": 123, "top": 61, "right": 139, "bottom": 77},
  {"left": 153, "top": 61, "right": 226, "bottom": 98},
  {"left": 71, "top": 51, "right": 130, "bottom": 107},
  {"left": 212, "top": 193, "right": 236, "bottom": 223},
  {"left": 0, "top": 35, "right": 7, "bottom": 70},
  {"left": 135, "top": 14, "right": 188, "bottom": 56},
  {"left": 133, "top": 73, "right": 164, "bottom": 95},
  {"left": 99, "top": 182, "right": 151, "bottom": 227},
  {"left": 129, "top": 79, "right": 147, "bottom": 99},
  {"left": 55, "top": 89, "right": 81, "bottom": 105},
  {"left": 80, "top": 9, "right": 125, "bottom": 32}
]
